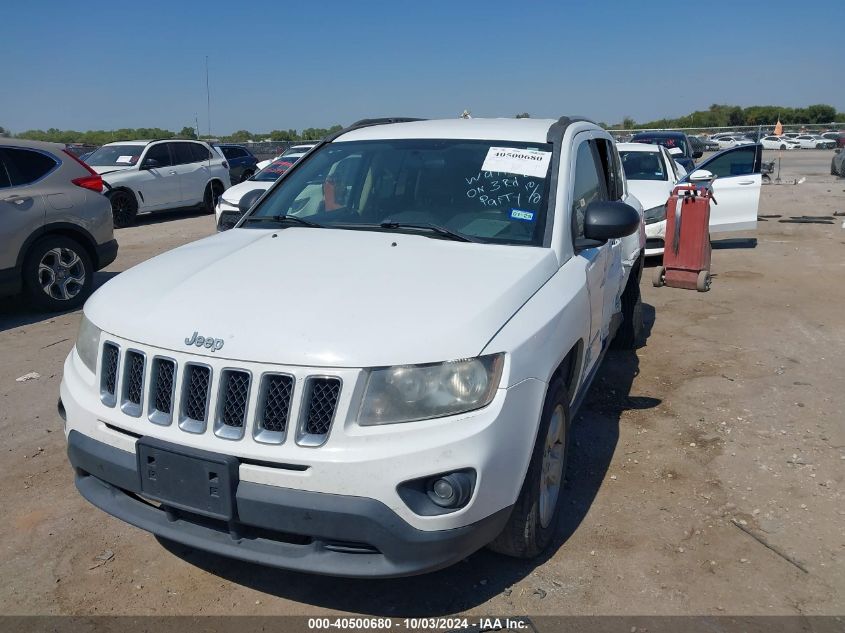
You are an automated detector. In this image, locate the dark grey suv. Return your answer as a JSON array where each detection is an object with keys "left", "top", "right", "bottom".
[{"left": 0, "top": 139, "right": 118, "bottom": 311}]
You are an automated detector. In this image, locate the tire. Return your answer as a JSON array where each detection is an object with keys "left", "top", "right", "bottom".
[
  {"left": 612, "top": 259, "right": 644, "bottom": 350},
  {"left": 22, "top": 235, "right": 93, "bottom": 311},
  {"left": 780, "top": 144, "right": 786, "bottom": 150},
  {"left": 832, "top": 160, "right": 837, "bottom": 176},
  {"left": 108, "top": 190, "right": 138, "bottom": 228},
  {"left": 240, "top": 170, "right": 254, "bottom": 183},
  {"left": 696, "top": 270, "right": 711, "bottom": 292},
  {"left": 652, "top": 265, "right": 666, "bottom": 287},
  {"left": 203, "top": 180, "right": 225, "bottom": 214},
  {"left": 488, "top": 375, "right": 569, "bottom": 558}
]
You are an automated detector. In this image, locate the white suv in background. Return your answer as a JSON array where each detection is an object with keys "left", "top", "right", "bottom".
[{"left": 84, "top": 140, "right": 231, "bottom": 227}]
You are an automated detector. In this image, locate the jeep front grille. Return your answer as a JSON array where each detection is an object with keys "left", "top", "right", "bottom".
[
  {"left": 149, "top": 357, "right": 176, "bottom": 425},
  {"left": 100, "top": 343, "right": 120, "bottom": 407},
  {"left": 297, "top": 377, "right": 341, "bottom": 446},
  {"left": 120, "top": 350, "right": 145, "bottom": 417},
  {"left": 215, "top": 370, "right": 251, "bottom": 440},
  {"left": 254, "top": 373, "right": 294, "bottom": 444},
  {"left": 180, "top": 364, "right": 211, "bottom": 433},
  {"left": 98, "top": 341, "right": 344, "bottom": 446}
]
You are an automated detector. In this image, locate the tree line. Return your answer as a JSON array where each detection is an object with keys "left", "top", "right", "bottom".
[
  {"left": 615, "top": 104, "right": 844, "bottom": 130},
  {"left": 2, "top": 125, "right": 345, "bottom": 145}
]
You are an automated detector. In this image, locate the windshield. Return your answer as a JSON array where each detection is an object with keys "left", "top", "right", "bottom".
[
  {"left": 246, "top": 139, "right": 553, "bottom": 245},
  {"left": 633, "top": 135, "right": 688, "bottom": 156},
  {"left": 85, "top": 144, "right": 144, "bottom": 167},
  {"left": 619, "top": 150, "right": 667, "bottom": 181},
  {"left": 252, "top": 157, "right": 299, "bottom": 182}
]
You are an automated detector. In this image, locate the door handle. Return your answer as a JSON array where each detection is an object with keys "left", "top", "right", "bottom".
[
  {"left": 738, "top": 180, "right": 754, "bottom": 185},
  {"left": 168, "top": 170, "right": 177, "bottom": 175}
]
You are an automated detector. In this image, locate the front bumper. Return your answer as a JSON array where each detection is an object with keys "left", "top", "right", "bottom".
[
  {"left": 67, "top": 430, "right": 511, "bottom": 577},
  {"left": 94, "top": 239, "right": 119, "bottom": 270},
  {"left": 644, "top": 219, "right": 666, "bottom": 256}
]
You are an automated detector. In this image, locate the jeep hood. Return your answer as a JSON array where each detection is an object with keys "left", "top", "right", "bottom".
[{"left": 85, "top": 228, "right": 559, "bottom": 367}]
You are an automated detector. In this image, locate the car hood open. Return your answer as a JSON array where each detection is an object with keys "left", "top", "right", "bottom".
[{"left": 85, "top": 227, "right": 559, "bottom": 367}]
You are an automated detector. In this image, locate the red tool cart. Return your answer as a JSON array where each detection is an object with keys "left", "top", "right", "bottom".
[{"left": 653, "top": 181, "right": 715, "bottom": 292}]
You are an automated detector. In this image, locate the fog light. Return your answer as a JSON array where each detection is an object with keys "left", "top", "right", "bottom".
[{"left": 426, "top": 472, "right": 472, "bottom": 508}]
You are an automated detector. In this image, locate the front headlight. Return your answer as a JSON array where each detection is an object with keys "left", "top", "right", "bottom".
[
  {"left": 75, "top": 315, "right": 101, "bottom": 374},
  {"left": 358, "top": 354, "right": 504, "bottom": 425},
  {"left": 644, "top": 204, "right": 667, "bottom": 225}
]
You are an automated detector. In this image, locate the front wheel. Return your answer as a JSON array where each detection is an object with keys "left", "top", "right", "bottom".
[
  {"left": 488, "top": 376, "right": 569, "bottom": 558},
  {"left": 22, "top": 235, "right": 93, "bottom": 311},
  {"left": 780, "top": 144, "right": 786, "bottom": 150},
  {"left": 696, "top": 270, "right": 711, "bottom": 292},
  {"left": 612, "top": 260, "right": 644, "bottom": 350}
]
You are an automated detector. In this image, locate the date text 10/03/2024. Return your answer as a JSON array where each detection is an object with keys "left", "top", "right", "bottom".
[{"left": 307, "top": 617, "right": 530, "bottom": 630}]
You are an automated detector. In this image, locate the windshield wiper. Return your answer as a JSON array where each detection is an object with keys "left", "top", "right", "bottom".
[
  {"left": 243, "top": 214, "right": 324, "bottom": 228},
  {"left": 377, "top": 221, "right": 480, "bottom": 243}
]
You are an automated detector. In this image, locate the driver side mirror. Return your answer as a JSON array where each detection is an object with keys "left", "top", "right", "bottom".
[
  {"left": 692, "top": 150, "right": 703, "bottom": 159},
  {"left": 835, "top": 148, "right": 841, "bottom": 154},
  {"left": 238, "top": 189, "right": 265, "bottom": 214},
  {"left": 578, "top": 201, "right": 641, "bottom": 248},
  {"left": 140, "top": 158, "right": 160, "bottom": 170}
]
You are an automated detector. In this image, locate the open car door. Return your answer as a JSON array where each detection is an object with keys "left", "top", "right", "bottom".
[{"left": 683, "top": 144, "right": 762, "bottom": 233}]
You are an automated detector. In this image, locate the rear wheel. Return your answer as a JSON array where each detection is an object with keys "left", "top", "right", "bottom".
[
  {"left": 203, "top": 180, "right": 225, "bottom": 213},
  {"left": 488, "top": 375, "right": 569, "bottom": 558},
  {"left": 612, "top": 258, "right": 644, "bottom": 350},
  {"left": 696, "top": 270, "right": 711, "bottom": 292},
  {"left": 653, "top": 265, "right": 666, "bottom": 287},
  {"left": 780, "top": 144, "right": 786, "bottom": 150},
  {"left": 108, "top": 190, "right": 138, "bottom": 228},
  {"left": 22, "top": 235, "right": 93, "bottom": 311}
]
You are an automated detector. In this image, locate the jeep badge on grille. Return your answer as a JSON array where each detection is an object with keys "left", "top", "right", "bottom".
[{"left": 184, "top": 331, "right": 224, "bottom": 352}]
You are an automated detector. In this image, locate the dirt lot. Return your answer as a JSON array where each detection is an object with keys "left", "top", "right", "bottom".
[{"left": 0, "top": 151, "right": 842, "bottom": 617}]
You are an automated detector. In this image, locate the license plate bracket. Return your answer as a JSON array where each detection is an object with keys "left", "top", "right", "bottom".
[{"left": 137, "top": 437, "right": 238, "bottom": 521}]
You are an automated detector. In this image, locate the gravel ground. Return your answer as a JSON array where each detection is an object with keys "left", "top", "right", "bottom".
[{"left": 0, "top": 151, "right": 842, "bottom": 617}]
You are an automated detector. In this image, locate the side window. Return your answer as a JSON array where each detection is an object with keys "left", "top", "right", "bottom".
[
  {"left": 594, "top": 139, "right": 622, "bottom": 200},
  {"left": 190, "top": 143, "right": 212, "bottom": 162},
  {"left": 221, "top": 147, "right": 236, "bottom": 159},
  {"left": 571, "top": 141, "right": 606, "bottom": 240},
  {"left": 171, "top": 143, "right": 194, "bottom": 165},
  {"left": 700, "top": 145, "right": 757, "bottom": 177},
  {"left": 143, "top": 143, "right": 173, "bottom": 167},
  {"left": 0, "top": 156, "right": 12, "bottom": 189},
  {"left": 0, "top": 148, "right": 57, "bottom": 186},
  {"left": 663, "top": 148, "right": 679, "bottom": 180}
]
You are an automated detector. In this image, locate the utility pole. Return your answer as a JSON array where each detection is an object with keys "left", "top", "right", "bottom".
[{"left": 205, "top": 56, "right": 212, "bottom": 138}]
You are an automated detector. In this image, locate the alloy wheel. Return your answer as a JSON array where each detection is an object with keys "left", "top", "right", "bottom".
[{"left": 37, "top": 247, "right": 86, "bottom": 301}]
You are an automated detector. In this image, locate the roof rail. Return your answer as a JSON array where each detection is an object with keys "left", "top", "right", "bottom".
[
  {"left": 546, "top": 116, "right": 597, "bottom": 144},
  {"left": 325, "top": 117, "right": 427, "bottom": 142}
]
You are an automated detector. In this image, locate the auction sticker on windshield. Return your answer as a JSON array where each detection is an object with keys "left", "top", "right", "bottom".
[{"left": 481, "top": 147, "right": 551, "bottom": 178}]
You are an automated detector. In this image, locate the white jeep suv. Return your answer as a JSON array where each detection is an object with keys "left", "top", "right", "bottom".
[
  {"left": 61, "top": 117, "right": 645, "bottom": 577},
  {"left": 85, "top": 139, "right": 231, "bottom": 227}
]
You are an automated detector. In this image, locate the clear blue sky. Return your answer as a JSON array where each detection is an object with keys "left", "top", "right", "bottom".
[{"left": 3, "top": 0, "right": 843, "bottom": 134}]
